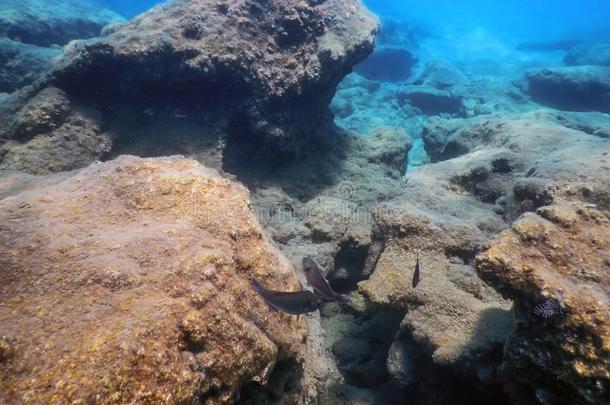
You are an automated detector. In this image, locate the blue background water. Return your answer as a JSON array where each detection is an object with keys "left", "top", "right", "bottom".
[{"left": 95, "top": 0, "right": 610, "bottom": 42}]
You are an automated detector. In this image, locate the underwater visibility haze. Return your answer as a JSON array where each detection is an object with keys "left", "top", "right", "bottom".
[{"left": 0, "top": 0, "right": 609, "bottom": 404}]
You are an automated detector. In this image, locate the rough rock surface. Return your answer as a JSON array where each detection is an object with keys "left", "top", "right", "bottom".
[
  {"left": 0, "top": 155, "right": 309, "bottom": 403},
  {"left": 0, "top": 86, "right": 112, "bottom": 174},
  {"left": 358, "top": 112, "right": 610, "bottom": 403},
  {"left": 0, "top": 0, "right": 124, "bottom": 47},
  {"left": 477, "top": 203, "right": 610, "bottom": 404},
  {"left": 249, "top": 126, "right": 412, "bottom": 286},
  {"left": 48, "top": 0, "right": 378, "bottom": 157},
  {"left": 0, "top": 0, "right": 379, "bottom": 174},
  {"left": 524, "top": 66, "right": 610, "bottom": 113}
]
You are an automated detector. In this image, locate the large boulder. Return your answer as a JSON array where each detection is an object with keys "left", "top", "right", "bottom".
[
  {"left": 0, "top": 0, "right": 124, "bottom": 47},
  {"left": 51, "top": 0, "right": 377, "bottom": 156},
  {"left": 524, "top": 66, "right": 610, "bottom": 113},
  {"left": 358, "top": 113, "right": 610, "bottom": 403},
  {"left": 0, "top": 155, "right": 309, "bottom": 403},
  {"left": 353, "top": 47, "right": 416, "bottom": 82},
  {"left": 0, "top": 0, "right": 379, "bottom": 174},
  {"left": 477, "top": 203, "right": 610, "bottom": 404}
]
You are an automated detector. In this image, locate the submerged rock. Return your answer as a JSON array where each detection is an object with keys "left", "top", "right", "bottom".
[
  {"left": 0, "top": 0, "right": 124, "bottom": 47},
  {"left": 477, "top": 203, "right": 610, "bottom": 404},
  {"left": 357, "top": 111, "right": 610, "bottom": 403},
  {"left": 353, "top": 47, "right": 416, "bottom": 82},
  {"left": 397, "top": 86, "right": 466, "bottom": 116},
  {"left": 565, "top": 42, "right": 610, "bottom": 67},
  {"left": 0, "top": 86, "right": 112, "bottom": 174},
  {"left": 0, "top": 155, "right": 309, "bottom": 403},
  {"left": 0, "top": 0, "right": 379, "bottom": 174},
  {"left": 524, "top": 66, "right": 610, "bottom": 113},
  {"left": 412, "top": 59, "right": 467, "bottom": 90},
  {"left": 0, "top": 38, "right": 60, "bottom": 93}
]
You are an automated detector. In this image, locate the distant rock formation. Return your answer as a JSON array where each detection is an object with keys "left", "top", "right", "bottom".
[
  {"left": 0, "top": 0, "right": 124, "bottom": 92},
  {"left": 0, "top": 155, "right": 308, "bottom": 403},
  {"left": 565, "top": 42, "right": 610, "bottom": 67},
  {"left": 524, "top": 66, "right": 610, "bottom": 113},
  {"left": 0, "top": 0, "right": 124, "bottom": 47}
]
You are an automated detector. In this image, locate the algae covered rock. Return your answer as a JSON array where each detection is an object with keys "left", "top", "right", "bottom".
[
  {"left": 477, "top": 203, "right": 610, "bottom": 404},
  {"left": 0, "top": 86, "right": 112, "bottom": 175},
  {"left": 0, "top": 155, "right": 308, "bottom": 403},
  {"left": 48, "top": 0, "right": 378, "bottom": 157}
]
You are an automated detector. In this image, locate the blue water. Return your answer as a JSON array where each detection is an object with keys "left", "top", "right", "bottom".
[
  {"left": 367, "top": 0, "right": 610, "bottom": 42},
  {"left": 96, "top": 0, "right": 610, "bottom": 41},
  {"left": 92, "top": 0, "right": 161, "bottom": 18}
]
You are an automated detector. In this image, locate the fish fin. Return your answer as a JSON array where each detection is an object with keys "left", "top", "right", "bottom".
[{"left": 251, "top": 277, "right": 262, "bottom": 291}]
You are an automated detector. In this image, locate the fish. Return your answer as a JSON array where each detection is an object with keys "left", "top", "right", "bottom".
[
  {"left": 533, "top": 299, "right": 560, "bottom": 319},
  {"left": 412, "top": 251, "right": 421, "bottom": 288},
  {"left": 302, "top": 256, "right": 352, "bottom": 305},
  {"left": 251, "top": 278, "right": 320, "bottom": 316},
  {"left": 533, "top": 292, "right": 566, "bottom": 319}
]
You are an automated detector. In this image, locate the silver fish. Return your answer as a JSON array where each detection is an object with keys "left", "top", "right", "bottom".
[
  {"left": 251, "top": 278, "right": 320, "bottom": 316},
  {"left": 302, "top": 256, "right": 352, "bottom": 305}
]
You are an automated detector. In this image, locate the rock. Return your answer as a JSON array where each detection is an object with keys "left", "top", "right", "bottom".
[
  {"left": 0, "top": 38, "right": 60, "bottom": 93},
  {"left": 353, "top": 47, "right": 416, "bottom": 82},
  {"left": 397, "top": 86, "right": 465, "bottom": 116},
  {"left": 0, "top": 155, "right": 309, "bottom": 403},
  {"left": 41, "top": 0, "right": 379, "bottom": 159},
  {"left": 524, "top": 66, "right": 610, "bottom": 113},
  {"left": 524, "top": 110, "right": 610, "bottom": 139},
  {"left": 0, "top": 0, "right": 124, "bottom": 47},
  {"left": 412, "top": 59, "right": 467, "bottom": 90},
  {"left": 565, "top": 42, "right": 610, "bottom": 67},
  {"left": 422, "top": 116, "right": 469, "bottom": 162},
  {"left": 386, "top": 334, "right": 418, "bottom": 387},
  {"left": 0, "top": 86, "right": 112, "bottom": 174},
  {"left": 323, "top": 306, "right": 403, "bottom": 388},
  {"left": 249, "top": 127, "right": 411, "bottom": 288},
  {"left": 477, "top": 203, "right": 610, "bottom": 404},
  {"left": 357, "top": 110, "right": 610, "bottom": 402},
  {"left": 419, "top": 116, "right": 610, "bottom": 216}
]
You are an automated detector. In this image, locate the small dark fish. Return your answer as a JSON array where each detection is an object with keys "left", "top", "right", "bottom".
[
  {"left": 251, "top": 278, "right": 320, "bottom": 316},
  {"left": 302, "top": 257, "right": 352, "bottom": 305},
  {"left": 533, "top": 300, "right": 560, "bottom": 319},
  {"left": 412, "top": 252, "right": 421, "bottom": 288}
]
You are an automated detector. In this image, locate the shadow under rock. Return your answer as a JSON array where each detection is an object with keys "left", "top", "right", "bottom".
[{"left": 222, "top": 127, "right": 355, "bottom": 202}]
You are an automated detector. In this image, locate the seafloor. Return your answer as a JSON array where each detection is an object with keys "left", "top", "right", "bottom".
[{"left": 0, "top": 1, "right": 608, "bottom": 404}]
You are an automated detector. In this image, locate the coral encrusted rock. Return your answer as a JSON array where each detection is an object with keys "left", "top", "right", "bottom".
[
  {"left": 477, "top": 203, "right": 610, "bottom": 404},
  {"left": 0, "top": 155, "right": 308, "bottom": 403}
]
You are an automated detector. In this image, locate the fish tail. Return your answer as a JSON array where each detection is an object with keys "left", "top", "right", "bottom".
[{"left": 251, "top": 278, "right": 263, "bottom": 293}]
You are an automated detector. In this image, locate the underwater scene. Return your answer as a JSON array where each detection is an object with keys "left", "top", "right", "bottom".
[{"left": 0, "top": 0, "right": 609, "bottom": 404}]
